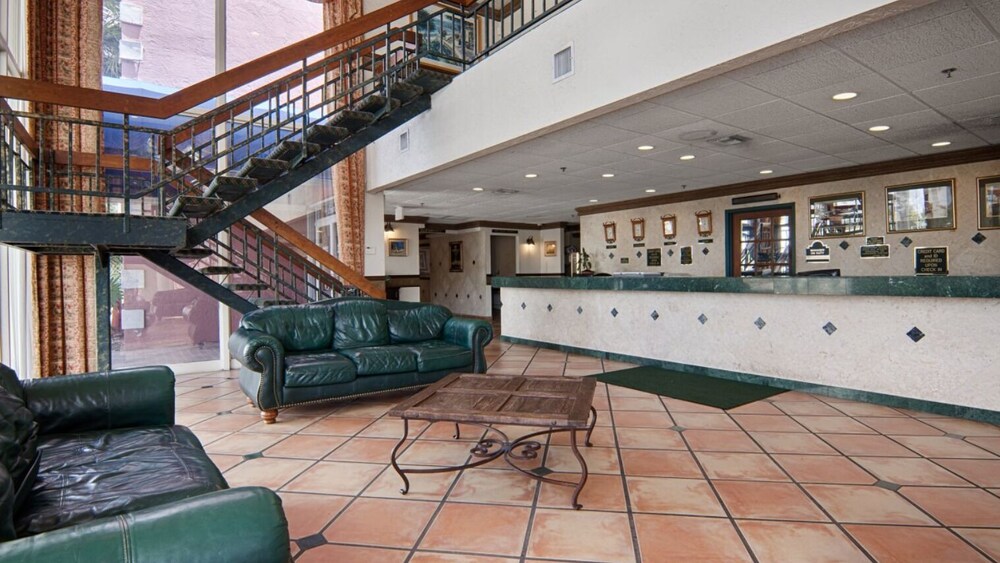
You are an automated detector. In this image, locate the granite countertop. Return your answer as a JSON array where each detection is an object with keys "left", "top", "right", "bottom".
[{"left": 490, "top": 276, "right": 1000, "bottom": 299}]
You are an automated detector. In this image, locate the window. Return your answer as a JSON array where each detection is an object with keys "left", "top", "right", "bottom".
[{"left": 729, "top": 206, "right": 795, "bottom": 277}]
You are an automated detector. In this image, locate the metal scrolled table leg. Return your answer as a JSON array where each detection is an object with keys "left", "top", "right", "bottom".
[
  {"left": 569, "top": 428, "right": 588, "bottom": 510},
  {"left": 391, "top": 418, "right": 411, "bottom": 494}
]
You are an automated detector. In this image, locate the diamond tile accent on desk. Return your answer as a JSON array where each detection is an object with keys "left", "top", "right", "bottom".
[
  {"left": 611, "top": 308, "right": 619, "bottom": 318},
  {"left": 698, "top": 313, "right": 708, "bottom": 325},
  {"left": 702, "top": 247, "right": 710, "bottom": 255},
  {"left": 609, "top": 252, "right": 615, "bottom": 259},
  {"left": 577, "top": 306, "right": 584, "bottom": 315},
  {"left": 755, "top": 317, "right": 767, "bottom": 330},
  {"left": 972, "top": 232, "right": 986, "bottom": 244},
  {"left": 521, "top": 302, "right": 527, "bottom": 310},
  {"left": 823, "top": 322, "right": 837, "bottom": 335},
  {"left": 651, "top": 310, "right": 660, "bottom": 321},
  {"left": 839, "top": 241, "right": 850, "bottom": 250},
  {"left": 907, "top": 327, "right": 925, "bottom": 343},
  {"left": 636, "top": 251, "right": 643, "bottom": 258},
  {"left": 900, "top": 237, "right": 913, "bottom": 248},
  {"left": 667, "top": 249, "right": 675, "bottom": 257},
  {"left": 547, "top": 304, "right": 553, "bottom": 312}
]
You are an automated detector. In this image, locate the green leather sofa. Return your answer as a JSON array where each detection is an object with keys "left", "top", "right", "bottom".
[
  {"left": 0, "top": 364, "right": 290, "bottom": 562},
  {"left": 229, "top": 297, "right": 493, "bottom": 423}
]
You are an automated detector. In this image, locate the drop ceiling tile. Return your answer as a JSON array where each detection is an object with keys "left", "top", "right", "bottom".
[
  {"left": 727, "top": 42, "right": 835, "bottom": 80},
  {"left": 836, "top": 9, "right": 995, "bottom": 71},
  {"left": 591, "top": 102, "right": 662, "bottom": 124},
  {"left": 883, "top": 40, "right": 1000, "bottom": 90},
  {"left": 825, "top": 0, "right": 970, "bottom": 44},
  {"left": 785, "top": 125, "right": 891, "bottom": 154},
  {"left": 602, "top": 135, "right": 686, "bottom": 156},
  {"left": 607, "top": 106, "right": 703, "bottom": 135},
  {"left": 728, "top": 141, "right": 826, "bottom": 162},
  {"left": 970, "top": 0, "right": 1000, "bottom": 30},
  {"left": 897, "top": 130, "right": 986, "bottom": 153},
  {"left": 787, "top": 73, "right": 907, "bottom": 114},
  {"left": 715, "top": 99, "right": 816, "bottom": 131},
  {"left": 689, "top": 153, "right": 764, "bottom": 174},
  {"left": 732, "top": 164, "right": 799, "bottom": 179},
  {"left": 740, "top": 50, "right": 870, "bottom": 97},
  {"left": 549, "top": 124, "right": 639, "bottom": 147},
  {"left": 784, "top": 155, "right": 855, "bottom": 172},
  {"left": 665, "top": 82, "right": 777, "bottom": 117},
  {"left": 758, "top": 113, "right": 844, "bottom": 139},
  {"left": 645, "top": 75, "right": 740, "bottom": 104},
  {"left": 653, "top": 118, "right": 743, "bottom": 144},
  {"left": 509, "top": 138, "right": 593, "bottom": 158},
  {"left": 913, "top": 71, "right": 1000, "bottom": 107},
  {"left": 563, "top": 149, "right": 635, "bottom": 166},
  {"left": 834, "top": 144, "right": 919, "bottom": 164},
  {"left": 827, "top": 94, "right": 931, "bottom": 124},
  {"left": 936, "top": 93, "right": 1000, "bottom": 122}
]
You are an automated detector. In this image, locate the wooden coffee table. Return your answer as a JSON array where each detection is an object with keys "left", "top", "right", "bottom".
[{"left": 388, "top": 373, "right": 598, "bottom": 509}]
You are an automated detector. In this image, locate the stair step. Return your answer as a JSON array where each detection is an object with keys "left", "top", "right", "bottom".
[
  {"left": 390, "top": 81, "right": 423, "bottom": 104},
  {"left": 354, "top": 94, "right": 400, "bottom": 116},
  {"left": 225, "top": 282, "right": 271, "bottom": 292},
  {"left": 237, "top": 157, "right": 290, "bottom": 182},
  {"left": 168, "top": 196, "right": 224, "bottom": 218},
  {"left": 328, "top": 110, "right": 375, "bottom": 134},
  {"left": 403, "top": 68, "right": 453, "bottom": 95},
  {"left": 304, "top": 123, "right": 351, "bottom": 146},
  {"left": 250, "top": 297, "right": 296, "bottom": 307},
  {"left": 171, "top": 247, "right": 214, "bottom": 259},
  {"left": 206, "top": 176, "right": 258, "bottom": 202},
  {"left": 200, "top": 266, "right": 243, "bottom": 275},
  {"left": 266, "top": 140, "right": 321, "bottom": 162}
]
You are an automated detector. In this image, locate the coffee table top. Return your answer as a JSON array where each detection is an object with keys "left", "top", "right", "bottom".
[{"left": 389, "top": 373, "right": 597, "bottom": 428}]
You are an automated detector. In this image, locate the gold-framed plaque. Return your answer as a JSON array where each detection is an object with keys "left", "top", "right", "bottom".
[
  {"left": 661, "top": 214, "right": 676, "bottom": 239},
  {"left": 603, "top": 221, "right": 617, "bottom": 243},
  {"left": 631, "top": 218, "right": 645, "bottom": 241}
]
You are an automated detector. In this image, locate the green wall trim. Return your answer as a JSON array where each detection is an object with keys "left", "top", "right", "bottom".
[
  {"left": 492, "top": 275, "right": 1000, "bottom": 299},
  {"left": 501, "top": 335, "right": 1000, "bottom": 425}
]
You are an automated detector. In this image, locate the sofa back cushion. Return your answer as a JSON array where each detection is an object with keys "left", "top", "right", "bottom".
[
  {"left": 0, "top": 364, "right": 24, "bottom": 403},
  {"left": 242, "top": 305, "right": 334, "bottom": 352},
  {"left": 331, "top": 300, "right": 389, "bottom": 350},
  {"left": 388, "top": 305, "right": 452, "bottom": 343},
  {"left": 0, "top": 379, "right": 39, "bottom": 519}
]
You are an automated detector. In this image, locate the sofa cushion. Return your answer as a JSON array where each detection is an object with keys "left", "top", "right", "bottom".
[
  {"left": 0, "top": 364, "right": 24, "bottom": 402},
  {"left": 332, "top": 300, "right": 389, "bottom": 350},
  {"left": 339, "top": 346, "right": 416, "bottom": 376},
  {"left": 285, "top": 352, "right": 357, "bottom": 388},
  {"left": 388, "top": 305, "right": 452, "bottom": 343},
  {"left": 0, "top": 384, "right": 39, "bottom": 514},
  {"left": 405, "top": 341, "right": 473, "bottom": 373},
  {"left": 243, "top": 305, "right": 334, "bottom": 352},
  {"left": 16, "top": 426, "right": 227, "bottom": 536}
]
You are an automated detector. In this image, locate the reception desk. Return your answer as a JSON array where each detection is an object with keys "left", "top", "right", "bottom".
[{"left": 492, "top": 276, "right": 1000, "bottom": 421}]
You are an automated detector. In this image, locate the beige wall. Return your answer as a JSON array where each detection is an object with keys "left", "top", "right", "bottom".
[
  {"left": 582, "top": 159, "right": 1000, "bottom": 276},
  {"left": 428, "top": 230, "right": 491, "bottom": 318}
]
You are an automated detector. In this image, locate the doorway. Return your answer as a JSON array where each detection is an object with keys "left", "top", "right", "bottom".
[
  {"left": 490, "top": 235, "right": 517, "bottom": 324},
  {"left": 727, "top": 204, "right": 795, "bottom": 277}
]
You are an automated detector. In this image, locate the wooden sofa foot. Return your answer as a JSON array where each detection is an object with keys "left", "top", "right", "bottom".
[{"left": 261, "top": 409, "right": 278, "bottom": 424}]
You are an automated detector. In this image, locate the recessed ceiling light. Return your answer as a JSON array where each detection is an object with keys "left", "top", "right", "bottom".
[
  {"left": 645, "top": 189, "right": 656, "bottom": 193},
  {"left": 589, "top": 199, "right": 599, "bottom": 203},
  {"left": 931, "top": 141, "right": 951, "bottom": 147},
  {"left": 832, "top": 92, "right": 858, "bottom": 101},
  {"left": 637, "top": 145, "right": 655, "bottom": 151},
  {"left": 868, "top": 125, "right": 890, "bottom": 132},
  {"left": 524, "top": 173, "right": 538, "bottom": 178},
  {"left": 760, "top": 169, "right": 774, "bottom": 175},
  {"left": 602, "top": 173, "right": 615, "bottom": 178},
  {"left": 472, "top": 187, "right": 484, "bottom": 192},
  {"left": 679, "top": 155, "right": 695, "bottom": 161}
]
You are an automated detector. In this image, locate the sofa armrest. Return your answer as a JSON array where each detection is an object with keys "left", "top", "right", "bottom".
[
  {"left": 443, "top": 317, "right": 494, "bottom": 373},
  {"left": 0, "top": 487, "right": 290, "bottom": 563},
  {"left": 23, "top": 366, "right": 175, "bottom": 435},
  {"left": 229, "top": 328, "right": 285, "bottom": 410}
]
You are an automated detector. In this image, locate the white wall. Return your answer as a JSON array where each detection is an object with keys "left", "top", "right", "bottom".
[
  {"left": 384, "top": 222, "right": 421, "bottom": 276},
  {"left": 540, "top": 227, "right": 565, "bottom": 274},
  {"left": 368, "top": 0, "right": 910, "bottom": 189},
  {"left": 363, "top": 191, "right": 386, "bottom": 278},
  {"left": 516, "top": 229, "right": 541, "bottom": 274}
]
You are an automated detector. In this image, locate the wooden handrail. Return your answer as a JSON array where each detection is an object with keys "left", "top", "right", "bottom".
[
  {"left": 251, "top": 208, "right": 386, "bottom": 299},
  {"left": 0, "top": 0, "right": 438, "bottom": 119}
]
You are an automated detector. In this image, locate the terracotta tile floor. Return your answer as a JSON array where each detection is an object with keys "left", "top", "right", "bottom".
[{"left": 177, "top": 340, "right": 1000, "bottom": 562}]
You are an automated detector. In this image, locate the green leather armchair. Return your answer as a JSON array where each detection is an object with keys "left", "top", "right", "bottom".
[{"left": 0, "top": 364, "right": 290, "bottom": 562}]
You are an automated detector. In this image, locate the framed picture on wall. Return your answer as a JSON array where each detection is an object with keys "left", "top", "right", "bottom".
[
  {"left": 388, "top": 239, "right": 408, "bottom": 257},
  {"left": 886, "top": 179, "right": 956, "bottom": 233},
  {"left": 696, "top": 210, "right": 713, "bottom": 236},
  {"left": 419, "top": 248, "right": 430, "bottom": 275},
  {"left": 809, "top": 192, "right": 865, "bottom": 239},
  {"left": 661, "top": 214, "right": 676, "bottom": 238},
  {"left": 631, "top": 218, "right": 645, "bottom": 241},
  {"left": 543, "top": 240, "right": 557, "bottom": 256},
  {"left": 978, "top": 175, "right": 1000, "bottom": 229},
  {"left": 603, "top": 221, "right": 616, "bottom": 243},
  {"left": 449, "top": 241, "right": 463, "bottom": 272}
]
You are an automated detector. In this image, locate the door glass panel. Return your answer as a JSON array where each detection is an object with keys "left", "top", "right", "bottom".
[{"left": 732, "top": 208, "right": 793, "bottom": 277}]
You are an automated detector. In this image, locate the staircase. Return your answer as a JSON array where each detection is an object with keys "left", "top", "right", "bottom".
[{"left": 0, "top": 0, "right": 579, "bottom": 316}]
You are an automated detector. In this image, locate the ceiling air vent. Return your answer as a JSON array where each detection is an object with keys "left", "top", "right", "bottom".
[
  {"left": 711, "top": 134, "right": 751, "bottom": 146},
  {"left": 553, "top": 44, "right": 573, "bottom": 82},
  {"left": 399, "top": 130, "right": 409, "bottom": 152}
]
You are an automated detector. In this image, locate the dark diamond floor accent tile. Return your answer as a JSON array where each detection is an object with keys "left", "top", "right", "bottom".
[
  {"left": 577, "top": 306, "right": 584, "bottom": 314},
  {"left": 823, "top": 322, "right": 837, "bottom": 335},
  {"left": 547, "top": 304, "right": 553, "bottom": 312},
  {"left": 297, "top": 533, "right": 326, "bottom": 550},
  {"left": 201, "top": 385, "right": 214, "bottom": 389},
  {"left": 754, "top": 317, "right": 766, "bottom": 330},
  {"left": 702, "top": 247, "right": 710, "bottom": 255},
  {"left": 874, "top": 480, "right": 901, "bottom": 492},
  {"left": 667, "top": 249, "right": 674, "bottom": 257},
  {"left": 900, "top": 236, "right": 913, "bottom": 248},
  {"left": 907, "top": 327, "right": 925, "bottom": 343},
  {"left": 651, "top": 310, "right": 659, "bottom": 321},
  {"left": 521, "top": 302, "right": 527, "bottom": 310},
  {"left": 698, "top": 313, "right": 708, "bottom": 325},
  {"left": 530, "top": 466, "right": 554, "bottom": 477},
  {"left": 670, "top": 425, "right": 686, "bottom": 432},
  {"left": 839, "top": 240, "right": 850, "bottom": 250},
  {"left": 242, "top": 452, "right": 264, "bottom": 461},
  {"left": 611, "top": 308, "right": 619, "bottom": 318},
  {"left": 972, "top": 232, "right": 987, "bottom": 244}
]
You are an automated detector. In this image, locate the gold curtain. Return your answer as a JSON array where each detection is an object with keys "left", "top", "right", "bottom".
[
  {"left": 324, "top": 0, "right": 367, "bottom": 273},
  {"left": 28, "top": 0, "right": 103, "bottom": 376}
]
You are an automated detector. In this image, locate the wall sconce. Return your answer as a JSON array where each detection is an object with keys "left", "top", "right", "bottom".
[
  {"left": 526, "top": 236, "right": 535, "bottom": 245},
  {"left": 384, "top": 222, "right": 394, "bottom": 232}
]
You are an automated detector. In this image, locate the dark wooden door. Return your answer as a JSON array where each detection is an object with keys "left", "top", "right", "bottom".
[{"left": 729, "top": 206, "right": 794, "bottom": 277}]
